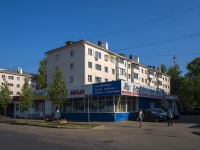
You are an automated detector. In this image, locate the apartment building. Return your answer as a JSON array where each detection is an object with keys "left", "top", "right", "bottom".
[
  {"left": 0, "top": 68, "right": 36, "bottom": 96},
  {"left": 45, "top": 40, "right": 170, "bottom": 94},
  {"left": 0, "top": 68, "right": 36, "bottom": 117},
  {"left": 43, "top": 40, "right": 175, "bottom": 121}
]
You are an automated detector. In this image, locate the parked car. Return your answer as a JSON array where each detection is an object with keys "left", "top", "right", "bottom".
[
  {"left": 135, "top": 109, "right": 165, "bottom": 122},
  {"left": 193, "top": 108, "right": 200, "bottom": 115},
  {"left": 150, "top": 108, "right": 167, "bottom": 120},
  {"left": 162, "top": 108, "right": 180, "bottom": 120},
  {"left": 179, "top": 108, "right": 194, "bottom": 115}
]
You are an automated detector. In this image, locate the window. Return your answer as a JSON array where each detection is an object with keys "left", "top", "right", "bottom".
[
  {"left": 145, "top": 79, "right": 147, "bottom": 83},
  {"left": 88, "top": 62, "right": 92, "bottom": 68},
  {"left": 128, "top": 74, "right": 131, "bottom": 79},
  {"left": 16, "top": 92, "right": 20, "bottom": 95},
  {"left": 88, "top": 75, "right": 92, "bottom": 82},
  {"left": 141, "top": 69, "right": 143, "bottom": 73},
  {"left": 17, "top": 77, "right": 20, "bottom": 81},
  {"left": 88, "top": 48, "right": 92, "bottom": 56},
  {"left": 17, "top": 84, "right": 20, "bottom": 88},
  {"left": 112, "top": 69, "right": 115, "bottom": 74},
  {"left": 111, "top": 57, "right": 115, "bottom": 63},
  {"left": 70, "top": 50, "right": 74, "bottom": 56},
  {"left": 8, "top": 83, "right": 13, "bottom": 87},
  {"left": 95, "top": 64, "right": 101, "bottom": 71},
  {"left": 117, "top": 58, "right": 124, "bottom": 64},
  {"left": 70, "top": 63, "right": 74, "bottom": 69},
  {"left": 2, "top": 75, "right": 5, "bottom": 79},
  {"left": 69, "top": 76, "right": 74, "bottom": 83},
  {"left": 104, "top": 67, "right": 108, "bottom": 73},
  {"left": 105, "top": 79, "right": 108, "bottom": 82},
  {"left": 142, "top": 78, "right": 144, "bottom": 82},
  {"left": 134, "top": 73, "right": 139, "bottom": 79},
  {"left": 145, "top": 70, "right": 147, "bottom": 74},
  {"left": 55, "top": 54, "right": 59, "bottom": 61},
  {"left": 104, "top": 55, "right": 108, "bottom": 61},
  {"left": 95, "top": 51, "right": 101, "bottom": 59},
  {"left": 128, "top": 64, "right": 130, "bottom": 69},
  {"left": 8, "top": 76, "right": 14, "bottom": 80},
  {"left": 165, "top": 78, "right": 167, "bottom": 81},
  {"left": 119, "top": 68, "right": 125, "bottom": 75},
  {"left": 95, "top": 77, "right": 101, "bottom": 83}
]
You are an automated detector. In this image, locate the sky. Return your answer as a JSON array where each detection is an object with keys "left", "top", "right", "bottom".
[{"left": 1, "top": 0, "right": 200, "bottom": 75}]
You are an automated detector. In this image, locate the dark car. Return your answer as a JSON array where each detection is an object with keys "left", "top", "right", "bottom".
[
  {"left": 150, "top": 108, "right": 168, "bottom": 120},
  {"left": 135, "top": 109, "right": 165, "bottom": 122},
  {"left": 162, "top": 108, "right": 180, "bottom": 120},
  {"left": 179, "top": 108, "right": 194, "bottom": 115},
  {"left": 193, "top": 108, "right": 200, "bottom": 115}
]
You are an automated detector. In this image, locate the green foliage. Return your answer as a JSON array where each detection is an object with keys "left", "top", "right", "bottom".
[
  {"left": 35, "top": 57, "right": 47, "bottom": 89},
  {"left": 160, "top": 64, "right": 167, "bottom": 74},
  {"left": 178, "top": 77, "right": 195, "bottom": 107},
  {"left": 186, "top": 57, "right": 200, "bottom": 79},
  {"left": 46, "top": 67, "right": 68, "bottom": 108},
  {"left": 0, "top": 81, "right": 12, "bottom": 109},
  {"left": 167, "top": 64, "right": 182, "bottom": 95},
  {"left": 20, "top": 78, "right": 34, "bottom": 111},
  {"left": 185, "top": 57, "right": 200, "bottom": 106}
]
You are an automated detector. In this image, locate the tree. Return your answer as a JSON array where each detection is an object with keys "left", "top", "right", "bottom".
[
  {"left": 167, "top": 64, "right": 182, "bottom": 96},
  {"left": 178, "top": 77, "right": 195, "bottom": 108},
  {"left": 186, "top": 57, "right": 200, "bottom": 79},
  {"left": 160, "top": 64, "right": 167, "bottom": 74},
  {"left": 0, "top": 81, "right": 12, "bottom": 120},
  {"left": 186, "top": 57, "right": 200, "bottom": 106},
  {"left": 35, "top": 57, "right": 47, "bottom": 89},
  {"left": 46, "top": 67, "right": 68, "bottom": 125},
  {"left": 20, "top": 78, "right": 34, "bottom": 122}
]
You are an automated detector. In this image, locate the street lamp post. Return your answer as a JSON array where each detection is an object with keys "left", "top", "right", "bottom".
[{"left": 86, "top": 94, "right": 90, "bottom": 126}]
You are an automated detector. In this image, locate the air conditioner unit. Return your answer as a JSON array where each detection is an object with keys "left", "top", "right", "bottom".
[{"left": 95, "top": 57, "right": 98, "bottom": 61}]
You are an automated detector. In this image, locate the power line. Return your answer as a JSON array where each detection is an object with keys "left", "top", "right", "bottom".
[
  {"left": 138, "top": 52, "right": 200, "bottom": 58},
  {"left": 88, "top": 5, "right": 200, "bottom": 40},
  {"left": 113, "top": 32, "right": 200, "bottom": 51}
]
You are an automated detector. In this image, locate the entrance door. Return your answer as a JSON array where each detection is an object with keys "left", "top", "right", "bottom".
[{"left": 39, "top": 103, "right": 44, "bottom": 118}]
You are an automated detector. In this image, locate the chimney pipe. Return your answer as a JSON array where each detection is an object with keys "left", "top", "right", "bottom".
[
  {"left": 98, "top": 41, "right": 102, "bottom": 47},
  {"left": 129, "top": 55, "right": 133, "bottom": 60}
]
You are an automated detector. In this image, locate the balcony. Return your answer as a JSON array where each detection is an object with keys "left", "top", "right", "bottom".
[
  {"left": 158, "top": 77, "right": 162, "bottom": 81},
  {"left": 116, "top": 74, "right": 126, "bottom": 81},
  {"left": 116, "top": 62, "right": 126, "bottom": 69},
  {"left": 148, "top": 74, "right": 154, "bottom": 79},
  {"left": 157, "top": 85, "right": 163, "bottom": 89},
  {"left": 132, "top": 68, "right": 139, "bottom": 74},
  {"left": 148, "top": 82, "right": 154, "bottom": 87},
  {"left": 133, "top": 78, "right": 139, "bottom": 84}
]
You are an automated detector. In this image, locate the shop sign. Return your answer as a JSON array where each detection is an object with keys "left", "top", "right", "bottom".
[
  {"left": 68, "top": 85, "right": 92, "bottom": 98},
  {"left": 93, "top": 81, "right": 121, "bottom": 96}
]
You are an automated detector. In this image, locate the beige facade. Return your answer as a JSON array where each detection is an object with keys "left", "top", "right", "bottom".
[
  {"left": 0, "top": 68, "right": 35, "bottom": 96},
  {"left": 45, "top": 40, "right": 170, "bottom": 94}
]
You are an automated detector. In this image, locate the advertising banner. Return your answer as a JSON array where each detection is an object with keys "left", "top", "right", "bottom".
[
  {"left": 93, "top": 81, "right": 121, "bottom": 96},
  {"left": 121, "top": 81, "right": 140, "bottom": 96}
]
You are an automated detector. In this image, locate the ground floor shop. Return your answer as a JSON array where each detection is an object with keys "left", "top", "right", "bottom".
[{"left": 12, "top": 80, "right": 177, "bottom": 121}]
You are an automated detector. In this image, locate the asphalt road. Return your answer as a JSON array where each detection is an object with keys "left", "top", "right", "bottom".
[{"left": 0, "top": 115, "right": 199, "bottom": 150}]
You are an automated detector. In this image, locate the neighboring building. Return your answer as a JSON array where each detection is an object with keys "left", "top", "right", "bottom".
[
  {"left": 0, "top": 68, "right": 36, "bottom": 117},
  {"left": 0, "top": 68, "right": 36, "bottom": 96}
]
